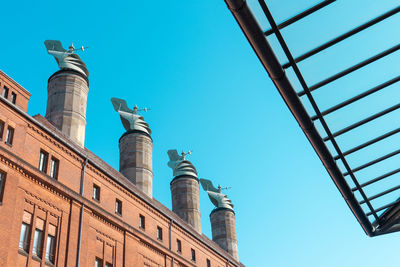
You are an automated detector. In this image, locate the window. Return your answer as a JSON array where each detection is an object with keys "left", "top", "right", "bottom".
[
  {"left": 139, "top": 214, "right": 145, "bottom": 229},
  {"left": 157, "top": 226, "right": 162, "bottom": 240},
  {"left": 176, "top": 239, "right": 182, "bottom": 253},
  {"left": 5, "top": 126, "right": 14, "bottom": 145},
  {"left": 95, "top": 258, "right": 103, "bottom": 267},
  {"left": 19, "top": 222, "right": 30, "bottom": 252},
  {"left": 45, "top": 234, "right": 56, "bottom": 263},
  {"left": 106, "top": 263, "right": 113, "bottom": 267},
  {"left": 0, "top": 120, "right": 4, "bottom": 140},
  {"left": 115, "top": 199, "right": 122, "bottom": 215},
  {"left": 45, "top": 223, "right": 57, "bottom": 263},
  {"left": 11, "top": 92, "right": 17, "bottom": 104},
  {"left": 191, "top": 248, "right": 196, "bottom": 262},
  {"left": 38, "top": 150, "right": 49, "bottom": 173},
  {"left": 207, "top": 259, "right": 211, "bottom": 267},
  {"left": 92, "top": 184, "right": 100, "bottom": 201},
  {"left": 49, "top": 157, "right": 59, "bottom": 179},
  {"left": 0, "top": 171, "right": 5, "bottom": 203},
  {"left": 33, "top": 229, "right": 44, "bottom": 258},
  {"left": 2, "top": 86, "right": 9, "bottom": 99}
]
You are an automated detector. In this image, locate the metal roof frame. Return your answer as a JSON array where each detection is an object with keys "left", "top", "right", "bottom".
[{"left": 223, "top": 0, "right": 400, "bottom": 236}]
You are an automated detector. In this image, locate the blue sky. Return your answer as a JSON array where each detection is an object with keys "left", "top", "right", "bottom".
[{"left": 2, "top": 0, "right": 400, "bottom": 266}]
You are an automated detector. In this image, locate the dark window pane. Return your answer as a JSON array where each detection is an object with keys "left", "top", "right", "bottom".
[
  {"left": 157, "top": 226, "right": 162, "bottom": 240},
  {"left": 33, "top": 229, "right": 43, "bottom": 258},
  {"left": 139, "top": 214, "right": 145, "bottom": 229},
  {"left": 45, "top": 235, "right": 56, "bottom": 263},
  {"left": 2, "top": 87, "right": 8, "bottom": 99},
  {"left": 49, "top": 158, "right": 59, "bottom": 179},
  {"left": 19, "top": 222, "right": 30, "bottom": 252},
  {"left": 115, "top": 199, "right": 122, "bottom": 215},
  {"left": 38, "top": 150, "right": 49, "bottom": 172},
  {"left": 177, "top": 239, "right": 181, "bottom": 253},
  {"left": 0, "top": 171, "right": 6, "bottom": 203},
  {"left": 0, "top": 121, "right": 4, "bottom": 140},
  {"left": 93, "top": 184, "right": 100, "bottom": 201},
  {"left": 11, "top": 92, "right": 17, "bottom": 104},
  {"left": 191, "top": 248, "right": 196, "bottom": 262},
  {"left": 5, "top": 127, "right": 14, "bottom": 145},
  {"left": 95, "top": 258, "right": 103, "bottom": 267}
]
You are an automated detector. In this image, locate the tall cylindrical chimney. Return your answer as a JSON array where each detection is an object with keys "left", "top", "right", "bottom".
[
  {"left": 111, "top": 98, "right": 153, "bottom": 198},
  {"left": 199, "top": 178, "right": 238, "bottom": 260},
  {"left": 46, "top": 70, "right": 89, "bottom": 147},
  {"left": 210, "top": 208, "right": 238, "bottom": 261},
  {"left": 119, "top": 131, "right": 153, "bottom": 197},
  {"left": 44, "top": 40, "right": 90, "bottom": 147},
  {"left": 168, "top": 150, "right": 201, "bottom": 232}
]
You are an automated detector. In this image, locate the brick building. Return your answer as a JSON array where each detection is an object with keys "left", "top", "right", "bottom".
[{"left": 0, "top": 48, "right": 243, "bottom": 267}]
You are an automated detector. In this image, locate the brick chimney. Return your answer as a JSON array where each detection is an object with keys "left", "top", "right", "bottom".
[
  {"left": 111, "top": 98, "right": 153, "bottom": 198},
  {"left": 44, "top": 40, "right": 89, "bottom": 147},
  {"left": 199, "top": 178, "right": 238, "bottom": 260},
  {"left": 168, "top": 150, "right": 201, "bottom": 232},
  {"left": 45, "top": 70, "right": 89, "bottom": 147},
  {"left": 119, "top": 131, "right": 153, "bottom": 197},
  {"left": 210, "top": 208, "right": 238, "bottom": 260}
]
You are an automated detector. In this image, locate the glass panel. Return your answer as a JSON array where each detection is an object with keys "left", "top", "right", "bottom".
[
  {"left": 0, "top": 121, "right": 4, "bottom": 139},
  {"left": 45, "top": 235, "right": 55, "bottom": 263},
  {"left": 93, "top": 185, "right": 100, "bottom": 200},
  {"left": 191, "top": 249, "right": 196, "bottom": 261},
  {"left": 39, "top": 151, "right": 48, "bottom": 172},
  {"left": 11, "top": 92, "right": 16, "bottom": 104},
  {"left": 5, "top": 127, "right": 14, "bottom": 145},
  {"left": 2, "top": 87, "right": 8, "bottom": 98},
  {"left": 0, "top": 172, "right": 5, "bottom": 202},
  {"left": 19, "top": 222, "right": 30, "bottom": 251},
  {"left": 139, "top": 215, "right": 145, "bottom": 229},
  {"left": 50, "top": 158, "right": 59, "bottom": 178},
  {"left": 157, "top": 227, "right": 162, "bottom": 240},
  {"left": 115, "top": 200, "right": 122, "bottom": 214},
  {"left": 33, "top": 229, "right": 43, "bottom": 257},
  {"left": 95, "top": 258, "right": 103, "bottom": 267}
]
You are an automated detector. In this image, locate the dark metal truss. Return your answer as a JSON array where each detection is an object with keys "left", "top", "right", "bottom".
[{"left": 224, "top": 0, "right": 400, "bottom": 236}]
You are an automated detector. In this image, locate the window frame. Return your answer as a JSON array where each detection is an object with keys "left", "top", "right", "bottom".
[
  {"left": 0, "top": 171, "right": 6, "bottom": 204},
  {"left": 176, "top": 239, "right": 182, "bottom": 253},
  {"left": 5, "top": 126, "right": 14, "bottom": 146},
  {"left": 32, "top": 228, "right": 44, "bottom": 258},
  {"left": 2, "top": 86, "right": 9, "bottom": 99},
  {"left": 11, "top": 92, "right": 17, "bottom": 104},
  {"left": 38, "top": 150, "right": 49, "bottom": 173},
  {"left": 0, "top": 120, "right": 4, "bottom": 140},
  {"left": 95, "top": 257, "right": 103, "bottom": 267},
  {"left": 115, "top": 199, "right": 122, "bottom": 215},
  {"left": 45, "top": 234, "right": 56, "bottom": 264},
  {"left": 139, "top": 214, "right": 145, "bottom": 230},
  {"left": 157, "top": 226, "right": 163, "bottom": 241},
  {"left": 191, "top": 248, "right": 196, "bottom": 262},
  {"left": 92, "top": 184, "right": 100, "bottom": 201},
  {"left": 49, "top": 157, "right": 59, "bottom": 179},
  {"left": 19, "top": 222, "right": 31, "bottom": 252}
]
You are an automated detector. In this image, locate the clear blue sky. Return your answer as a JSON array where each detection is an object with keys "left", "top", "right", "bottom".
[{"left": 2, "top": 0, "right": 400, "bottom": 266}]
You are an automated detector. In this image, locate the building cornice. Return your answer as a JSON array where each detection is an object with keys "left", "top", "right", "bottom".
[{"left": 0, "top": 70, "right": 31, "bottom": 97}]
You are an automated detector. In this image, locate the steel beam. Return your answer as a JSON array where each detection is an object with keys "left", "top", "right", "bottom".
[{"left": 224, "top": 0, "right": 374, "bottom": 236}]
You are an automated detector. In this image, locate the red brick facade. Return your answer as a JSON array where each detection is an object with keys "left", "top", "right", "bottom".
[{"left": 0, "top": 71, "right": 244, "bottom": 267}]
